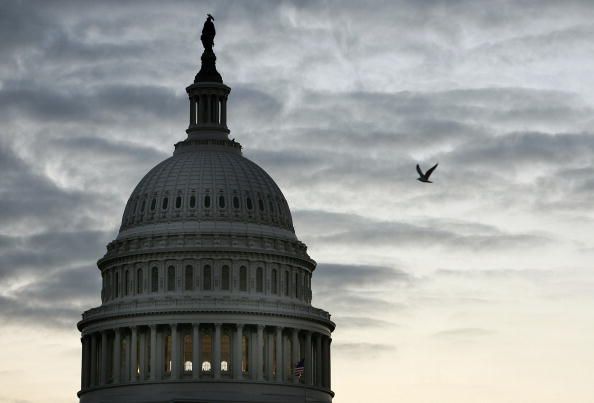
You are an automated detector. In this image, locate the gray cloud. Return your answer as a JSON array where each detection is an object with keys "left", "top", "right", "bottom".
[{"left": 332, "top": 342, "right": 395, "bottom": 358}]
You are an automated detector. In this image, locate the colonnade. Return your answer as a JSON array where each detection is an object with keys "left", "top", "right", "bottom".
[
  {"left": 189, "top": 93, "right": 227, "bottom": 128},
  {"left": 81, "top": 322, "right": 331, "bottom": 391}
]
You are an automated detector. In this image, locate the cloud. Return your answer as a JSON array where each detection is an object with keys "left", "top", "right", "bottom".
[{"left": 332, "top": 342, "right": 395, "bottom": 358}]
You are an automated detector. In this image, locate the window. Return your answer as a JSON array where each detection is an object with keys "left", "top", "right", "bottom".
[
  {"left": 167, "top": 266, "right": 175, "bottom": 291},
  {"left": 183, "top": 335, "right": 192, "bottom": 373},
  {"left": 162, "top": 197, "right": 168, "bottom": 210},
  {"left": 136, "top": 268, "right": 143, "bottom": 294},
  {"left": 204, "top": 195, "right": 211, "bottom": 208},
  {"left": 115, "top": 271, "right": 119, "bottom": 297},
  {"left": 203, "top": 265, "right": 212, "bottom": 290},
  {"left": 284, "top": 271, "right": 289, "bottom": 296},
  {"left": 271, "top": 269, "right": 278, "bottom": 295},
  {"left": 233, "top": 196, "right": 240, "bottom": 209},
  {"left": 189, "top": 195, "right": 196, "bottom": 208},
  {"left": 140, "top": 199, "right": 146, "bottom": 212},
  {"left": 221, "top": 334, "right": 231, "bottom": 372},
  {"left": 151, "top": 267, "right": 158, "bottom": 292},
  {"left": 256, "top": 267, "right": 263, "bottom": 293},
  {"left": 201, "top": 333, "right": 212, "bottom": 372},
  {"left": 246, "top": 197, "right": 253, "bottom": 210},
  {"left": 164, "top": 334, "right": 172, "bottom": 374},
  {"left": 258, "top": 199, "right": 264, "bottom": 211},
  {"left": 240, "top": 266, "right": 247, "bottom": 292},
  {"left": 295, "top": 272, "right": 299, "bottom": 298},
  {"left": 242, "top": 335, "right": 249, "bottom": 373},
  {"left": 185, "top": 266, "right": 194, "bottom": 291},
  {"left": 269, "top": 200, "right": 274, "bottom": 214},
  {"left": 222, "top": 266, "right": 230, "bottom": 291},
  {"left": 218, "top": 195, "right": 225, "bottom": 208},
  {"left": 124, "top": 270, "right": 129, "bottom": 296},
  {"left": 150, "top": 198, "right": 157, "bottom": 211},
  {"left": 175, "top": 196, "right": 182, "bottom": 209}
]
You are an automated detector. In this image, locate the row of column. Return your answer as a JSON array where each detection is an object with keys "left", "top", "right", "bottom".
[
  {"left": 189, "top": 94, "right": 227, "bottom": 127},
  {"left": 81, "top": 323, "right": 331, "bottom": 391}
]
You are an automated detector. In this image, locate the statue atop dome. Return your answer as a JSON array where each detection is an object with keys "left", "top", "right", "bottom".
[
  {"left": 195, "top": 13, "right": 223, "bottom": 83},
  {"left": 201, "top": 14, "right": 215, "bottom": 51}
]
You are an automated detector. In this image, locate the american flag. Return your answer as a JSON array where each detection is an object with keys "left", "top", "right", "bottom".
[{"left": 294, "top": 358, "right": 304, "bottom": 378}]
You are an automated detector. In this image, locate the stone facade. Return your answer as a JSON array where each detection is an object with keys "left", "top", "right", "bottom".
[{"left": 77, "top": 23, "right": 334, "bottom": 403}]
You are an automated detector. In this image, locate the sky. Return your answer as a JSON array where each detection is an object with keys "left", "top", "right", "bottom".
[{"left": 1, "top": 0, "right": 594, "bottom": 402}]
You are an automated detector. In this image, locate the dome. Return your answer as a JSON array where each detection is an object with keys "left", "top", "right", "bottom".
[{"left": 118, "top": 140, "right": 296, "bottom": 241}]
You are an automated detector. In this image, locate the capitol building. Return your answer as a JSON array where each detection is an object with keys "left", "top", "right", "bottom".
[{"left": 76, "top": 17, "right": 334, "bottom": 403}]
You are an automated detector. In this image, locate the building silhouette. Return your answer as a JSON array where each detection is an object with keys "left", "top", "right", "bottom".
[{"left": 77, "top": 17, "right": 334, "bottom": 403}]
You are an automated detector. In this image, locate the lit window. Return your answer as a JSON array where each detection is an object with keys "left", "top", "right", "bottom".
[
  {"left": 183, "top": 335, "right": 192, "bottom": 372},
  {"left": 202, "top": 361, "right": 211, "bottom": 371},
  {"left": 221, "top": 361, "right": 228, "bottom": 372}
]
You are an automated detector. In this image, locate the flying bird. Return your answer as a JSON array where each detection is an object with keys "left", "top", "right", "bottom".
[{"left": 416, "top": 163, "right": 438, "bottom": 183}]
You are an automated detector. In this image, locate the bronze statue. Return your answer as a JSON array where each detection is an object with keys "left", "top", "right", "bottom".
[{"left": 201, "top": 14, "right": 215, "bottom": 51}]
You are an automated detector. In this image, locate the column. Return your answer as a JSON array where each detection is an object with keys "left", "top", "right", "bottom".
[
  {"left": 130, "top": 326, "right": 138, "bottom": 382},
  {"left": 256, "top": 325, "right": 264, "bottom": 381},
  {"left": 80, "top": 337, "right": 87, "bottom": 389},
  {"left": 192, "top": 323, "right": 200, "bottom": 379},
  {"left": 267, "top": 330, "right": 274, "bottom": 380},
  {"left": 315, "top": 334, "right": 322, "bottom": 387},
  {"left": 139, "top": 330, "right": 146, "bottom": 381},
  {"left": 189, "top": 97, "right": 196, "bottom": 126},
  {"left": 150, "top": 325, "right": 157, "bottom": 381},
  {"left": 171, "top": 324, "right": 179, "bottom": 379},
  {"left": 100, "top": 331, "right": 108, "bottom": 385},
  {"left": 328, "top": 337, "right": 332, "bottom": 390},
  {"left": 304, "top": 331, "right": 313, "bottom": 385},
  {"left": 90, "top": 334, "right": 97, "bottom": 386},
  {"left": 212, "top": 94, "right": 219, "bottom": 124},
  {"left": 206, "top": 94, "right": 212, "bottom": 124},
  {"left": 221, "top": 97, "right": 227, "bottom": 127},
  {"left": 113, "top": 328, "right": 121, "bottom": 384},
  {"left": 234, "top": 324, "right": 243, "bottom": 379},
  {"left": 213, "top": 323, "right": 221, "bottom": 379},
  {"left": 275, "top": 327, "right": 283, "bottom": 382},
  {"left": 322, "top": 336, "right": 329, "bottom": 388},
  {"left": 291, "top": 328, "right": 300, "bottom": 384}
]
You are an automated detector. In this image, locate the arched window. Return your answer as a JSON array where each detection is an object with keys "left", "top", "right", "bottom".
[
  {"left": 162, "top": 197, "right": 169, "bottom": 210},
  {"left": 167, "top": 266, "right": 175, "bottom": 291},
  {"left": 150, "top": 198, "right": 157, "bottom": 211},
  {"left": 246, "top": 197, "right": 253, "bottom": 210},
  {"left": 222, "top": 265, "right": 230, "bottom": 291},
  {"left": 240, "top": 266, "right": 247, "bottom": 292},
  {"left": 185, "top": 266, "right": 194, "bottom": 291},
  {"left": 164, "top": 334, "right": 172, "bottom": 374},
  {"left": 151, "top": 267, "right": 158, "bottom": 293},
  {"left": 221, "top": 334, "right": 231, "bottom": 372},
  {"left": 114, "top": 271, "right": 119, "bottom": 298},
  {"left": 218, "top": 195, "right": 225, "bottom": 208},
  {"left": 203, "top": 265, "right": 212, "bottom": 290},
  {"left": 140, "top": 199, "right": 146, "bottom": 213},
  {"left": 256, "top": 267, "right": 263, "bottom": 293},
  {"left": 242, "top": 335, "right": 249, "bottom": 373},
  {"left": 269, "top": 199, "right": 275, "bottom": 214},
  {"left": 233, "top": 196, "right": 240, "bottom": 209},
  {"left": 183, "top": 334, "right": 192, "bottom": 373},
  {"left": 258, "top": 199, "right": 264, "bottom": 211},
  {"left": 201, "top": 333, "right": 212, "bottom": 373},
  {"left": 136, "top": 268, "right": 143, "bottom": 294},
  {"left": 284, "top": 271, "right": 289, "bottom": 296},
  {"left": 295, "top": 272, "right": 299, "bottom": 298},
  {"left": 271, "top": 269, "right": 278, "bottom": 295},
  {"left": 175, "top": 195, "right": 182, "bottom": 209},
  {"left": 204, "top": 195, "right": 211, "bottom": 208},
  {"left": 189, "top": 195, "right": 196, "bottom": 208}
]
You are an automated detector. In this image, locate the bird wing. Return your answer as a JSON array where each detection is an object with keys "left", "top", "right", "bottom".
[
  {"left": 416, "top": 164, "right": 424, "bottom": 177},
  {"left": 425, "top": 163, "right": 439, "bottom": 178}
]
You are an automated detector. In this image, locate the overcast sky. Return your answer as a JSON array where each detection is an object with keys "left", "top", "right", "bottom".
[{"left": 1, "top": 1, "right": 594, "bottom": 402}]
